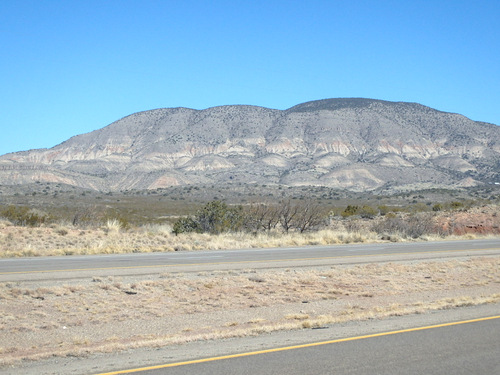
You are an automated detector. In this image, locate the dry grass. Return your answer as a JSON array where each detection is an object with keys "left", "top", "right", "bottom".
[
  {"left": 0, "top": 224, "right": 386, "bottom": 258},
  {"left": 1, "top": 256, "right": 499, "bottom": 365},
  {"left": 1, "top": 203, "right": 499, "bottom": 258},
  {"left": 2, "top": 223, "right": 498, "bottom": 258}
]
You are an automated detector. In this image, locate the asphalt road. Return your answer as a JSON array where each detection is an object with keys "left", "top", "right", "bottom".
[
  {"left": 102, "top": 316, "right": 500, "bottom": 375},
  {"left": 1, "top": 239, "right": 499, "bottom": 281}
]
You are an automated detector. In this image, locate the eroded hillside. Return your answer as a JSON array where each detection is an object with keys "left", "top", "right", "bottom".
[{"left": 1, "top": 98, "right": 499, "bottom": 191}]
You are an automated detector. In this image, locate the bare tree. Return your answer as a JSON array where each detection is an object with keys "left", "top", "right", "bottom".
[
  {"left": 294, "top": 199, "right": 327, "bottom": 233},
  {"left": 279, "top": 199, "right": 300, "bottom": 233},
  {"left": 246, "top": 203, "right": 280, "bottom": 232},
  {"left": 247, "top": 199, "right": 327, "bottom": 234}
]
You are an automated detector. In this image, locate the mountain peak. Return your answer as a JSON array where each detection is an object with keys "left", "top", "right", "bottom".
[
  {"left": 286, "top": 98, "right": 382, "bottom": 112},
  {"left": 286, "top": 98, "right": 439, "bottom": 114},
  {"left": 1, "top": 98, "right": 499, "bottom": 191}
]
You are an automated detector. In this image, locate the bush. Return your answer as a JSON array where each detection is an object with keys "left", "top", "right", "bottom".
[
  {"left": 173, "top": 199, "right": 328, "bottom": 235},
  {"left": 196, "top": 201, "right": 245, "bottom": 234},
  {"left": 377, "top": 205, "right": 391, "bottom": 216},
  {"left": 0, "top": 205, "right": 50, "bottom": 227},
  {"left": 432, "top": 203, "right": 443, "bottom": 212},
  {"left": 245, "top": 204, "right": 280, "bottom": 232},
  {"left": 268, "top": 199, "right": 327, "bottom": 233},
  {"left": 371, "top": 212, "right": 436, "bottom": 239},
  {"left": 172, "top": 217, "right": 200, "bottom": 235},
  {"left": 172, "top": 201, "right": 245, "bottom": 235},
  {"left": 450, "top": 201, "right": 464, "bottom": 210},
  {"left": 72, "top": 206, "right": 106, "bottom": 228},
  {"left": 341, "top": 205, "right": 359, "bottom": 218},
  {"left": 291, "top": 199, "right": 327, "bottom": 232},
  {"left": 358, "top": 205, "right": 378, "bottom": 219}
]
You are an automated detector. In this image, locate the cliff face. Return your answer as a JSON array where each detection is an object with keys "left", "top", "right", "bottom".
[{"left": 1, "top": 98, "right": 499, "bottom": 191}]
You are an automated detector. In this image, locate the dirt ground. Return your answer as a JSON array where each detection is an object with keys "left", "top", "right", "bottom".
[{"left": 1, "top": 256, "right": 499, "bottom": 367}]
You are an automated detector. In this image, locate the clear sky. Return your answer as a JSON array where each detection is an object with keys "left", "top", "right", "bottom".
[{"left": 1, "top": 0, "right": 499, "bottom": 156}]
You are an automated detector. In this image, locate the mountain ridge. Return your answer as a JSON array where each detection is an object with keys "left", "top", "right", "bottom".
[{"left": 1, "top": 98, "right": 499, "bottom": 192}]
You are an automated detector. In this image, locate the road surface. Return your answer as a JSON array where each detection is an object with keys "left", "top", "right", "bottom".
[
  {"left": 1, "top": 239, "right": 499, "bottom": 281},
  {"left": 96, "top": 315, "right": 500, "bottom": 375}
]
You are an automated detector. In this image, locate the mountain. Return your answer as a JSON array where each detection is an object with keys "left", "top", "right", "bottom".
[{"left": 1, "top": 98, "right": 499, "bottom": 192}]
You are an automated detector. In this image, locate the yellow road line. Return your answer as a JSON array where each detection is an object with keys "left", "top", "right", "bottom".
[
  {"left": 94, "top": 315, "right": 500, "bottom": 375},
  {"left": 1, "top": 247, "right": 499, "bottom": 275}
]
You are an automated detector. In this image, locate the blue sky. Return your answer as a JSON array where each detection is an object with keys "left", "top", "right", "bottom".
[{"left": 1, "top": 0, "right": 499, "bottom": 155}]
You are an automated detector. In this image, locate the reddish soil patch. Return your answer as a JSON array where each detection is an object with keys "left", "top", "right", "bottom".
[{"left": 435, "top": 206, "right": 500, "bottom": 235}]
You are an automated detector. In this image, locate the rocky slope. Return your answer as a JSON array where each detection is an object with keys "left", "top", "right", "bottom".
[{"left": 1, "top": 98, "right": 499, "bottom": 191}]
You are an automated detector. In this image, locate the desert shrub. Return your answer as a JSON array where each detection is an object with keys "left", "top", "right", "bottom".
[
  {"left": 432, "top": 203, "right": 443, "bottom": 212},
  {"left": 259, "top": 199, "right": 328, "bottom": 233},
  {"left": 278, "top": 199, "right": 299, "bottom": 232},
  {"left": 377, "top": 205, "right": 391, "bottom": 216},
  {"left": 245, "top": 204, "right": 281, "bottom": 232},
  {"left": 72, "top": 206, "right": 106, "bottom": 228},
  {"left": 0, "top": 205, "right": 51, "bottom": 227},
  {"left": 172, "top": 217, "right": 200, "bottom": 235},
  {"left": 358, "top": 205, "right": 378, "bottom": 219},
  {"left": 173, "top": 199, "right": 328, "bottom": 235},
  {"left": 341, "top": 205, "right": 359, "bottom": 218},
  {"left": 343, "top": 218, "right": 368, "bottom": 232},
  {"left": 196, "top": 201, "right": 245, "bottom": 234},
  {"left": 339, "top": 205, "right": 378, "bottom": 219},
  {"left": 244, "top": 199, "right": 327, "bottom": 233},
  {"left": 173, "top": 201, "right": 245, "bottom": 235},
  {"left": 292, "top": 199, "right": 328, "bottom": 232},
  {"left": 449, "top": 201, "right": 464, "bottom": 210},
  {"left": 371, "top": 212, "right": 436, "bottom": 239},
  {"left": 378, "top": 205, "right": 405, "bottom": 215}
]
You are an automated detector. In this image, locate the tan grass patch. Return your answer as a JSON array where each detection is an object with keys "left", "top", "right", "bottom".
[{"left": 2, "top": 208, "right": 500, "bottom": 259}]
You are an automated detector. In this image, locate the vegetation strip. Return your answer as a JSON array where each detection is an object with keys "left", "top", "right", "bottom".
[
  {"left": 94, "top": 315, "right": 500, "bottom": 375},
  {"left": 1, "top": 198, "right": 499, "bottom": 259},
  {"left": 2, "top": 247, "right": 499, "bottom": 275}
]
